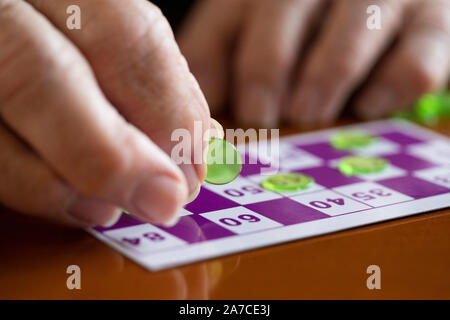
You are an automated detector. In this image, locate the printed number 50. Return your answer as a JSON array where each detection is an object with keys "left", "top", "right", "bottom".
[{"left": 224, "top": 186, "right": 264, "bottom": 197}]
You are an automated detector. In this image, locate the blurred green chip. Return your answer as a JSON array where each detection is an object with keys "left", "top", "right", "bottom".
[
  {"left": 331, "top": 130, "right": 376, "bottom": 150},
  {"left": 393, "top": 91, "right": 450, "bottom": 125},
  {"left": 262, "top": 173, "right": 314, "bottom": 192},
  {"left": 338, "top": 156, "right": 388, "bottom": 176},
  {"left": 415, "top": 92, "right": 450, "bottom": 124},
  {"left": 205, "top": 138, "right": 242, "bottom": 185}
]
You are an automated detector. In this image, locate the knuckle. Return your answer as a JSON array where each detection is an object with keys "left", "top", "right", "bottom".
[
  {"left": 324, "top": 52, "right": 364, "bottom": 84},
  {"left": 88, "top": 0, "right": 172, "bottom": 53},
  {"left": 265, "top": 47, "right": 292, "bottom": 73},
  {"left": 84, "top": 0, "right": 175, "bottom": 86},
  {"left": 0, "top": 19, "right": 89, "bottom": 110},
  {"left": 0, "top": 0, "right": 17, "bottom": 13}
]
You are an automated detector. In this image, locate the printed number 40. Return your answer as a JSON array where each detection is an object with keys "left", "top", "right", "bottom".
[{"left": 310, "top": 198, "right": 344, "bottom": 209}]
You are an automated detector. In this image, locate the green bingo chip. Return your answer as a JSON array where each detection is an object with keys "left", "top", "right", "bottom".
[
  {"left": 415, "top": 92, "right": 450, "bottom": 124},
  {"left": 331, "top": 130, "right": 376, "bottom": 150},
  {"left": 262, "top": 173, "right": 314, "bottom": 192},
  {"left": 205, "top": 138, "right": 243, "bottom": 185},
  {"left": 338, "top": 156, "right": 388, "bottom": 176},
  {"left": 393, "top": 91, "right": 450, "bottom": 125}
]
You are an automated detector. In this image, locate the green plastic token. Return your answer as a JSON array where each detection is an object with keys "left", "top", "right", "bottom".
[
  {"left": 393, "top": 91, "right": 450, "bottom": 125},
  {"left": 331, "top": 130, "right": 376, "bottom": 150},
  {"left": 205, "top": 138, "right": 242, "bottom": 185},
  {"left": 415, "top": 92, "right": 450, "bottom": 124},
  {"left": 262, "top": 173, "right": 314, "bottom": 192},
  {"left": 338, "top": 156, "right": 388, "bottom": 176}
]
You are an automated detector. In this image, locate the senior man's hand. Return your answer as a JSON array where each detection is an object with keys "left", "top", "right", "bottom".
[{"left": 0, "top": 0, "right": 210, "bottom": 227}]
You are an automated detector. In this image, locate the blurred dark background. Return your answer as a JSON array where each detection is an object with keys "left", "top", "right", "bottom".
[{"left": 151, "top": 0, "right": 196, "bottom": 31}]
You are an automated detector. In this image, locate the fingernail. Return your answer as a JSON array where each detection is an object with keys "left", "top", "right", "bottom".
[
  {"left": 131, "top": 175, "right": 187, "bottom": 224},
  {"left": 238, "top": 85, "right": 279, "bottom": 128},
  {"left": 204, "top": 118, "right": 224, "bottom": 164},
  {"left": 161, "top": 209, "right": 181, "bottom": 228},
  {"left": 179, "top": 163, "right": 200, "bottom": 195},
  {"left": 185, "top": 182, "right": 201, "bottom": 205},
  {"left": 101, "top": 209, "right": 123, "bottom": 227},
  {"left": 357, "top": 86, "right": 398, "bottom": 119},
  {"left": 291, "top": 85, "right": 322, "bottom": 128},
  {"left": 210, "top": 118, "right": 224, "bottom": 139},
  {"left": 319, "top": 103, "right": 342, "bottom": 127}
]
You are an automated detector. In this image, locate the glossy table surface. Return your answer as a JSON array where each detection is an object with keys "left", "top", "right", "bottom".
[{"left": 1, "top": 119, "right": 449, "bottom": 299}]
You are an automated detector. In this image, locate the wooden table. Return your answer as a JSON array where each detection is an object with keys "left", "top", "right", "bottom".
[{"left": 1, "top": 119, "right": 449, "bottom": 299}]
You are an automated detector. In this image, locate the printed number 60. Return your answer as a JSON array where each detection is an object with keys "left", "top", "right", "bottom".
[{"left": 219, "top": 214, "right": 260, "bottom": 226}]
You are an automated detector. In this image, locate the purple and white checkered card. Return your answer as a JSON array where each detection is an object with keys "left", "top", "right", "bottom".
[{"left": 89, "top": 120, "right": 450, "bottom": 271}]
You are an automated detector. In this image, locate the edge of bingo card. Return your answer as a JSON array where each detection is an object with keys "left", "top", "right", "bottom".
[
  {"left": 235, "top": 118, "right": 450, "bottom": 154},
  {"left": 278, "top": 118, "right": 450, "bottom": 145},
  {"left": 88, "top": 193, "right": 450, "bottom": 271}
]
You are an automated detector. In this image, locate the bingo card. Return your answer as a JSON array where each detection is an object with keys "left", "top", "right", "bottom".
[{"left": 89, "top": 120, "right": 450, "bottom": 271}]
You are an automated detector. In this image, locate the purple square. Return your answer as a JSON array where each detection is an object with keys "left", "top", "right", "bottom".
[
  {"left": 245, "top": 198, "right": 329, "bottom": 225},
  {"left": 184, "top": 187, "right": 239, "bottom": 214},
  {"left": 93, "top": 213, "right": 143, "bottom": 233},
  {"left": 240, "top": 153, "right": 272, "bottom": 177},
  {"left": 297, "top": 166, "right": 363, "bottom": 188},
  {"left": 296, "top": 142, "right": 351, "bottom": 160},
  {"left": 381, "top": 131, "right": 426, "bottom": 146},
  {"left": 378, "top": 176, "right": 449, "bottom": 199},
  {"left": 383, "top": 154, "right": 436, "bottom": 171},
  {"left": 160, "top": 215, "right": 234, "bottom": 242}
]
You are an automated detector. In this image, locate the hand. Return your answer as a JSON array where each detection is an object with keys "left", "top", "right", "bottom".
[
  {"left": 178, "top": 0, "right": 450, "bottom": 128},
  {"left": 0, "top": 0, "right": 210, "bottom": 227}
]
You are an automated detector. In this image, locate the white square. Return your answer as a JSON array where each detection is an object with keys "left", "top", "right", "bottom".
[
  {"left": 104, "top": 224, "right": 186, "bottom": 254},
  {"left": 355, "top": 164, "right": 407, "bottom": 181},
  {"left": 200, "top": 207, "right": 282, "bottom": 234},
  {"left": 246, "top": 173, "right": 325, "bottom": 197},
  {"left": 414, "top": 166, "right": 450, "bottom": 189},
  {"left": 291, "top": 190, "right": 370, "bottom": 216},
  {"left": 241, "top": 141, "right": 323, "bottom": 174},
  {"left": 408, "top": 140, "right": 450, "bottom": 166},
  {"left": 277, "top": 143, "right": 323, "bottom": 170},
  {"left": 178, "top": 208, "right": 193, "bottom": 216},
  {"left": 353, "top": 137, "right": 399, "bottom": 156},
  {"left": 204, "top": 176, "right": 282, "bottom": 204},
  {"left": 333, "top": 182, "right": 413, "bottom": 207}
]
